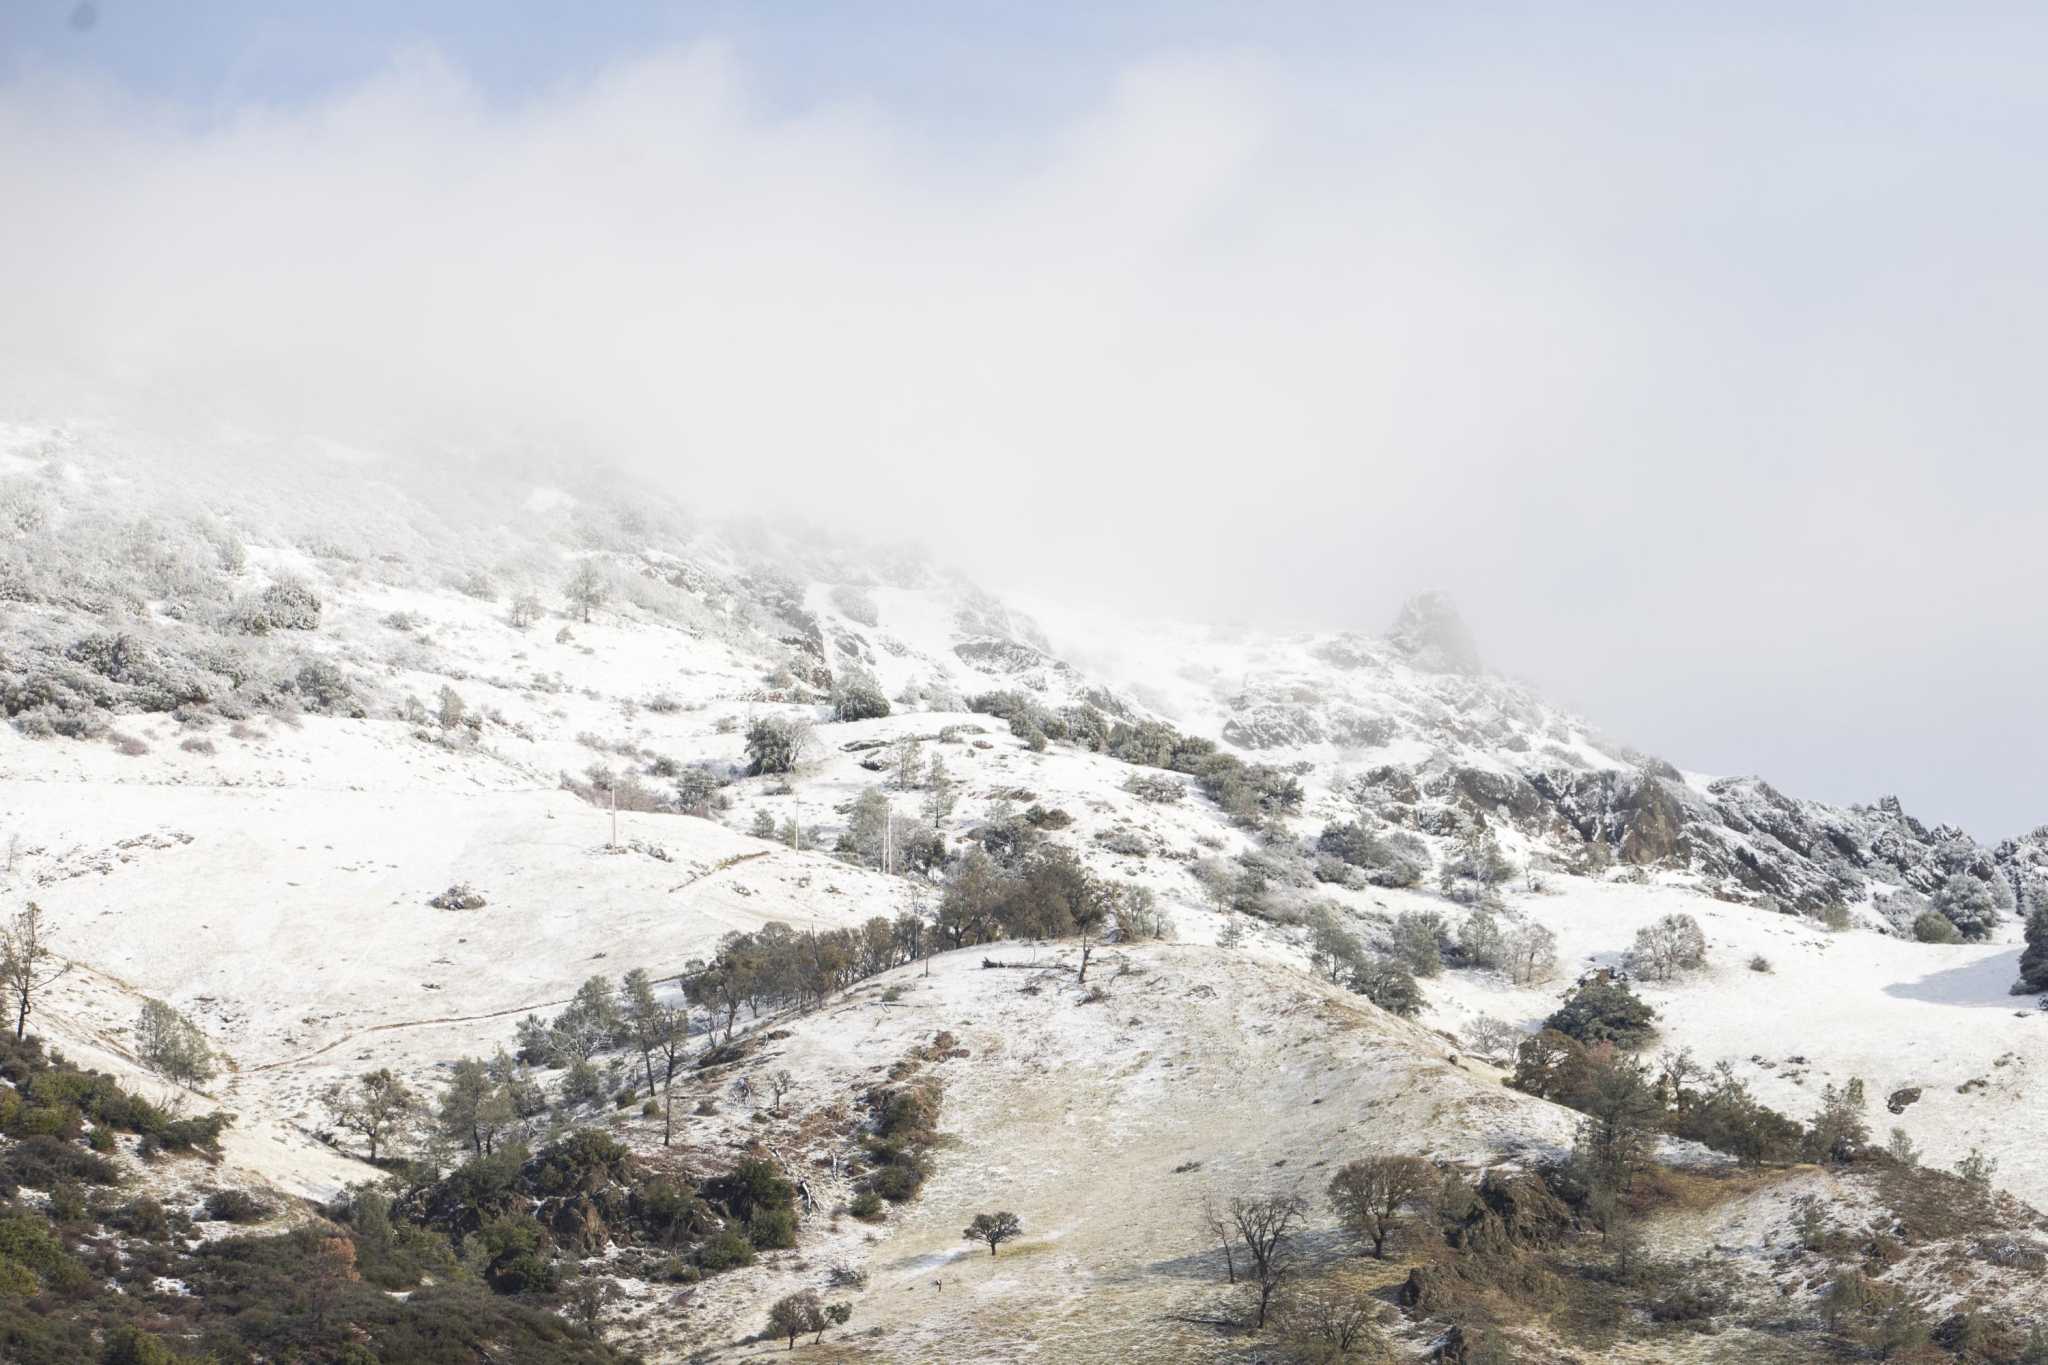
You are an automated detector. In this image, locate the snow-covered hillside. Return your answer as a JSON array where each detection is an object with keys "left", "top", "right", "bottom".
[{"left": 6, "top": 409, "right": 2048, "bottom": 1360}]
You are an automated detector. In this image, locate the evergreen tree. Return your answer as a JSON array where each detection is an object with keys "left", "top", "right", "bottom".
[{"left": 2015, "top": 905, "right": 2048, "bottom": 995}]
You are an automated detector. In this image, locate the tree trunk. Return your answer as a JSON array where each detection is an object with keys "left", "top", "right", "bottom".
[{"left": 14, "top": 993, "right": 25, "bottom": 1042}]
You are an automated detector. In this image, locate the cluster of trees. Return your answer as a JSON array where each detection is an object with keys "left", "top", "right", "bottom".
[
  {"left": 134, "top": 997, "right": 217, "bottom": 1086},
  {"left": 1193, "top": 1162, "right": 1434, "bottom": 1350},
  {"left": 966, "top": 697, "right": 1304, "bottom": 825},
  {"left": 1315, "top": 820, "right": 1430, "bottom": 888},
  {"left": 1304, "top": 907, "right": 1422, "bottom": 1017},
  {"left": 933, "top": 846, "right": 1165, "bottom": 953},
  {"left": 682, "top": 920, "right": 939, "bottom": 1044},
  {"left": 837, "top": 787, "right": 948, "bottom": 874},
  {"left": 766, "top": 1290, "right": 853, "bottom": 1349},
  {"left": 1437, "top": 827, "right": 1517, "bottom": 904},
  {"left": 1454, "top": 907, "right": 1559, "bottom": 985},
  {"left": 0, "top": 1023, "right": 634, "bottom": 1365},
  {"left": 1510, "top": 976, "right": 1878, "bottom": 1173}
]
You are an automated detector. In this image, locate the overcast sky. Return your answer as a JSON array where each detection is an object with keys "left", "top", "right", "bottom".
[{"left": 3, "top": 3, "right": 2045, "bottom": 837}]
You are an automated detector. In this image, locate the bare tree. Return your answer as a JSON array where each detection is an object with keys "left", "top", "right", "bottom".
[
  {"left": 1326, "top": 1156, "right": 1438, "bottom": 1259},
  {"left": 1278, "top": 1286, "right": 1385, "bottom": 1357},
  {"left": 1505, "top": 922, "right": 1559, "bottom": 985},
  {"left": 0, "top": 902, "right": 67, "bottom": 1041},
  {"left": 564, "top": 559, "right": 610, "bottom": 623},
  {"left": 1198, "top": 1193, "right": 1238, "bottom": 1283},
  {"left": 1627, "top": 912, "right": 1708, "bottom": 981},
  {"left": 569, "top": 1275, "right": 617, "bottom": 1338},
  {"left": 1230, "top": 1191, "right": 1310, "bottom": 1327},
  {"left": 769, "top": 1068, "right": 795, "bottom": 1111},
  {"left": 321, "top": 1068, "right": 420, "bottom": 1162}
]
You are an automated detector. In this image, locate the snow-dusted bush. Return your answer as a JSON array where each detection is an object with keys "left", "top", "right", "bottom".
[
  {"left": 1096, "top": 829, "right": 1150, "bottom": 858},
  {"left": 430, "top": 883, "right": 488, "bottom": 910},
  {"left": 1109, "top": 886, "right": 1172, "bottom": 942},
  {"left": 457, "top": 569, "right": 498, "bottom": 600},
  {"left": 831, "top": 669, "right": 890, "bottom": 723},
  {"left": 744, "top": 715, "right": 813, "bottom": 775},
  {"left": 674, "top": 765, "right": 730, "bottom": 815},
  {"left": 1353, "top": 955, "right": 1422, "bottom": 1017},
  {"left": 293, "top": 659, "right": 361, "bottom": 715},
  {"left": 1872, "top": 887, "right": 1930, "bottom": 937},
  {"left": 1932, "top": 872, "right": 2005, "bottom": 941},
  {"left": 1124, "top": 772, "right": 1187, "bottom": 804},
  {"left": 1912, "top": 909, "right": 1963, "bottom": 944},
  {"left": 230, "top": 575, "right": 323, "bottom": 633},
  {"left": 1316, "top": 821, "right": 1428, "bottom": 888}
]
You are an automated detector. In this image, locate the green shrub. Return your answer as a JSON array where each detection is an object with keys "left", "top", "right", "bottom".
[
  {"left": 748, "top": 1205, "right": 797, "bottom": 1249},
  {"left": 1913, "top": 910, "right": 1963, "bottom": 944},
  {"left": 695, "top": 1227, "right": 755, "bottom": 1272}
]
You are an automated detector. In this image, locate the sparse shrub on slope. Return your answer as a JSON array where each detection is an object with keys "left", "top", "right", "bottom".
[
  {"left": 1317, "top": 820, "right": 1429, "bottom": 888},
  {"left": 230, "top": 574, "right": 323, "bottom": 633}
]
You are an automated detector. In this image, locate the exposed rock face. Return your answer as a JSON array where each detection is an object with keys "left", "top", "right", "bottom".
[
  {"left": 550, "top": 1195, "right": 611, "bottom": 1254},
  {"left": 1360, "top": 746, "right": 2027, "bottom": 916},
  {"left": 1385, "top": 590, "right": 1483, "bottom": 676}
]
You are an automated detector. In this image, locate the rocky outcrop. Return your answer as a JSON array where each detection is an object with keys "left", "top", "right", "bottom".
[{"left": 1386, "top": 590, "right": 1483, "bottom": 676}]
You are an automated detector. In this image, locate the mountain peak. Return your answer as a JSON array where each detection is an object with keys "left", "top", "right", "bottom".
[{"left": 1385, "top": 589, "right": 1482, "bottom": 675}]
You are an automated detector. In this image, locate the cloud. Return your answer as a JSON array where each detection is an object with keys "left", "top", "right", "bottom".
[{"left": 1, "top": 21, "right": 2045, "bottom": 834}]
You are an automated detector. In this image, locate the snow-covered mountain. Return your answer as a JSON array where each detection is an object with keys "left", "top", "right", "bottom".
[{"left": 7, "top": 409, "right": 2048, "bottom": 1361}]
